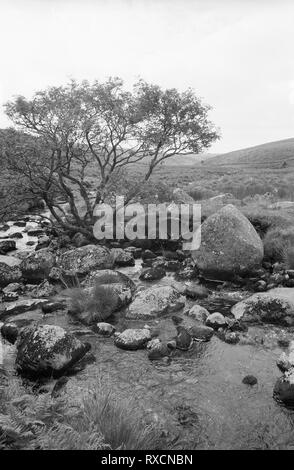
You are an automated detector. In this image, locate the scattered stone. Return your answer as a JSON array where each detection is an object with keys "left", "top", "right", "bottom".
[
  {"left": 71, "top": 232, "right": 90, "bottom": 248},
  {"left": 110, "top": 248, "right": 135, "bottom": 267},
  {"left": 15, "top": 324, "right": 91, "bottom": 377},
  {"left": 126, "top": 285, "right": 185, "bottom": 320},
  {"left": 96, "top": 322, "right": 115, "bottom": 337},
  {"left": 175, "top": 266, "right": 198, "bottom": 281},
  {"left": 35, "top": 235, "right": 51, "bottom": 250},
  {"left": 176, "top": 325, "right": 193, "bottom": 351},
  {"left": 242, "top": 375, "right": 257, "bottom": 386},
  {"left": 139, "top": 266, "right": 166, "bottom": 281},
  {"left": 42, "top": 300, "right": 67, "bottom": 314},
  {"left": 224, "top": 331, "right": 240, "bottom": 344},
  {"left": 0, "top": 263, "right": 22, "bottom": 287},
  {"left": 20, "top": 248, "right": 56, "bottom": 282},
  {"left": 27, "top": 228, "right": 46, "bottom": 237},
  {"left": 206, "top": 312, "right": 227, "bottom": 329},
  {"left": 0, "top": 240, "right": 16, "bottom": 254},
  {"left": 164, "top": 260, "right": 181, "bottom": 272},
  {"left": 0, "top": 298, "right": 47, "bottom": 320},
  {"left": 82, "top": 269, "right": 136, "bottom": 293},
  {"left": 2, "top": 282, "right": 22, "bottom": 294},
  {"left": 2, "top": 291, "right": 19, "bottom": 302},
  {"left": 10, "top": 232, "right": 23, "bottom": 239},
  {"left": 147, "top": 340, "right": 171, "bottom": 360},
  {"left": 124, "top": 246, "right": 142, "bottom": 259},
  {"left": 184, "top": 284, "right": 209, "bottom": 299},
  {"left": 60, "top": 245, "right": 113, "bottom": 275},
  {"left": 114, "top": 328, "right": 151, "bottom": 350},
  {"left": 28, "top": 280, "right": 58, "bottom": 299},
  {"left": 277, "top": 352, "right": 293, "bottom": 372},
  {"left": 274, "top": 370, "right": 294, "bottom": 406},
  {"left": 13, "top": 221, "right": 26, "bottom": 227},
  {"left": 176, "top": 316, "right": 214, "bottom": 342},
  {"left": 142, "top": 250, "right": 157, "bottom": 261},
  {"left": 184, "top": 305, "right": 209, "bottom": 322},
  {"left": 1, "top": 319, "right": 32, "bottom": 344}
]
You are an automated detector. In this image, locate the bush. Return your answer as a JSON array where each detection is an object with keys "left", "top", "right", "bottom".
[
  {"left": 263, "top": 226, "right": 294, "bottom": 262},
  {"left": 0, "top": 377, "right": 160, "bottom": 450},
  {"left": 68, "top": 282, "right": 118, "bottom": 322}
]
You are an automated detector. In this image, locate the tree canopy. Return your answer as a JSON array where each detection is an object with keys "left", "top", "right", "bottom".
[{"left": 1, "top": 78, "right": 219, "bottom": 235}]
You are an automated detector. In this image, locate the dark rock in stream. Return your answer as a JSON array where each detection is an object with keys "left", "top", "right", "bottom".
[
  {"left": 147, "top": 339, "right": 171, "bottom": 360},
  {"left": 1, "top": 318, "right": 32, "bottom": 344},
  {"left": 95, "top": 322, "right": 116, "bottom": 337},
  {"left": 41, "top": 300, "right": 67, "bottom": 314},
  {"left": 0, "top": 239, "right": 16, "bottom": 254},
  {"left": 175, "top": 325, "right": 193, "bottom": 351},
  {"left": 15, "top": 324, "right": 91, "bottom": 377},
  {"left": 10, "top": 232, "right": 23, "bottom": 239},
  {"left": 110, "top": 248, "right": 135, "bottom": 267},
  {"left": 139, "top": 266, "right": 166, "bottom": 281},
  {"left": 184, "top": 284, "right": 209, "bottom": 299},
  {"left": 242, "top": 375, "right": 258, "bottom": 386}
]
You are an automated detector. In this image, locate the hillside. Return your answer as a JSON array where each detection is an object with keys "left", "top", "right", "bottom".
[{"left": 202, "top": 138, "right": 294, "bottom": 169}]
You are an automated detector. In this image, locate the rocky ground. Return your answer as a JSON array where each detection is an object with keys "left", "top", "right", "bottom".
[{"left": 1, "top": 204, "right": 294, "bottom": 449}]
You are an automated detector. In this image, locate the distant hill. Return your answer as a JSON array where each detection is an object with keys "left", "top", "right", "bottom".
[{"left": 202, "top": 138, "right": 294, "bottom": 168}]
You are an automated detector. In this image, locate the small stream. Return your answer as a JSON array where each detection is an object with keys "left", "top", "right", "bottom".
[{"left": 1, "top": 219, "right": 294, "bottom": 449}]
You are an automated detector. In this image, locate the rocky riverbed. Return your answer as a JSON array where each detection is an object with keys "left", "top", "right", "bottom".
[{"left": 1, "top": 208, "right": 294, "bottom": 449}]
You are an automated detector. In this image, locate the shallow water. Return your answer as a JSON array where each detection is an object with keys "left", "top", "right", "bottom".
[{"left": 1, "top": 223, "right": 294, "bottom": 449}]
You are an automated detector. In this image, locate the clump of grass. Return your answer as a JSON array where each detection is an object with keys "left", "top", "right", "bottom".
[
  {"left": 283, "top": 246, "right": 294, "bottom": 269},
  {"left": 263, "top": 226, "right": 294, "bottom": 262},
  {"left": 67, "top": 282, "right": 119, "bottom": 324},
  {"left": 0, "top": 377, "right": 160, "bottom": 450}
]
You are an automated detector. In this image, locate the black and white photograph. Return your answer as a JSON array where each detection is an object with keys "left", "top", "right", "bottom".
[{"left": 0, "top": 0, "right": 294, "bottom": 454}]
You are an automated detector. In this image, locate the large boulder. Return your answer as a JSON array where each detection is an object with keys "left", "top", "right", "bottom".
[
  {"left": 15, "top": 324, "right": 91, "bottom": 377},
  {"left": 60, "top": 244, "right": 113, "bottom": 276},
  {"left": 0, "top": 239, "right": 16, "bottom": 254},
  {"left": 192, "top": 205, "right": 264, "bottom": 279},
  {"left": 126, "top": 285, "right": 185, "bottom": 320},
  {"left": 20, "top": 248, "right": 56, "bottom": 282},
  {"left": 231, "top": 288, "right": 294, "bottom": 326},
  {"left": 0, "top": 263, "right": 22, "bottom": 287}
]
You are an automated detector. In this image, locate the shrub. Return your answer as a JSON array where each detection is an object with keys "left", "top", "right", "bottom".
[
  {"left": 263, "top": 226, "right": 294, "bottom": 262},
  {"left": 0, "top": 377, "right": 160, "bottom": 450},
  {"left": 68, "top": 283, "right": 118, "bottom": 322},
  {"left": 284, "top": 246, "right": 294, "bottom": 269}
]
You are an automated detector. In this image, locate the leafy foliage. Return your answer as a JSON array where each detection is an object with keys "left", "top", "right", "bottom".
[
  {"left": 0, "top": 377, "right": 160, "bottom": 450},
  {"left": 1, "top": 78, "right": 219, "bottom": 231}
]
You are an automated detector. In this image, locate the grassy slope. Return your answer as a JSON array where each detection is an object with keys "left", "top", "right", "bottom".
[{"left": 202, "top": 138, "right": 294, "bottom": 169}]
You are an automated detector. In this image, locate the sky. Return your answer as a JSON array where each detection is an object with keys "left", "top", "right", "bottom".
[{"left": 0, "top": 0, "right": 293, "bottom": 153}]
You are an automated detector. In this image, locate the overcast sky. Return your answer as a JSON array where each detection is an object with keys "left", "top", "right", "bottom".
[{"left": 0, "top": 0, "right": 293, "bottom": 153}]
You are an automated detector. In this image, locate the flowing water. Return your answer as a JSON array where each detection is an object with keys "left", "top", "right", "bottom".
[{"left": 1, "top": 220, "right": 294, "bottom": 449}]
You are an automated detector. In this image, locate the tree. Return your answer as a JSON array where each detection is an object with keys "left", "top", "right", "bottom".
[{"left": 2, "top": 78, "right": 219, "bottom": 236}]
